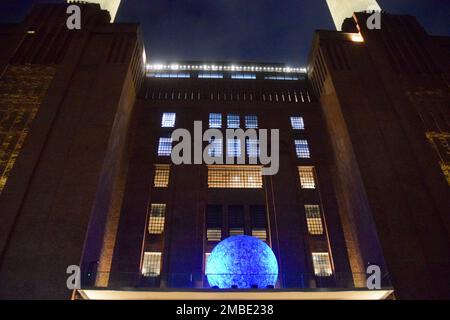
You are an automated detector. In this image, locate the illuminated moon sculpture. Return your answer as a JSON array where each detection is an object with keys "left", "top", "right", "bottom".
[{"left": 206, "top": 235, "right": 279, "bottom": 289}]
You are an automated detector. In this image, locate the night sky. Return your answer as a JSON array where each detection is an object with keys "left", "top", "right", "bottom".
[{"left": 1, "top": 0, "right": 449, "bottom": 66}]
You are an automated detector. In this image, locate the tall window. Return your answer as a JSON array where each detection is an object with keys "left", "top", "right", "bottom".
[
  {"left": 227, "top": 139, "right": 241, "bottom": 157},
  {"left": 148, "top": 204, "right": 166, "bottom": 234},
  {"left": 245, "top": 115, "right": 258, "bottom": 129},
  {"left": 208, "top": 166, "right": 263, "bottom": 188},
  {"left": 157, "top": 137, "right": 172, "bottom": 156},
  {"left": 154, "top": 165, "right": 170, "bottom": 187},
  {"left": 250, "top": 205, "right": 267, "bottom": 241},
  {"left": 298, "top": 166, "right": 316, "bottom": 189},
  {"left": 246, "top": 139, "right": 259, "bottom": 158},
  {"left": 227, "top": 114, "right": 240, "bottom": 128},
  {"left": 206, "top": 205, "right": 222, "bottom": 241},
  {"left": 209, "top": 113, "right": 222, "bottom": 128},
  {"left": 228, "top": 205, "right": 245, "bottom": 236},
  {"left": 208, "top": 138, "right": 223, "bottom": 157},
  {"left": 304, "top": 205, "right": 324, "bottom": 235},
  {"left": 142, "top": 252, "right": 162, "bottom": 277},
  {"left": 161, "top": 112, "right": 176, "bottom": 127},
  {"left": 312, "top": 253, "right": 333, "bottom": 277},
  {"left": 295, "top": 139, "right": 310, "bottom": 158},
  {"left": 291, "top": 116, "right": 305, "bottom": 130}
]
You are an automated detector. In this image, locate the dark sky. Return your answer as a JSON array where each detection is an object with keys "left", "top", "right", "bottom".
[{"left": 1, "top": 0, "right": 449, "bottom": 66}]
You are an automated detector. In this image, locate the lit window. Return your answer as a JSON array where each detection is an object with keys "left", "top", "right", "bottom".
[
  {"left": 208, "top": 138, "right": 223, "bottom": 157},
  {"left": 150, "top": 72, "right": 190, "bottom": 78},
  {"left": 252, "top": 229, "right": 267, "bottom": 241},
  {"left": 291, "top": 117, "right": 305, "bottom": 130},
  {"left": 208, "top": 166, "right": 263, "bottom": 188},
  {"left": 265, "top": 75, "right": 299, "bottom": 81},
  {"left": 227, "top": 139, "right": 241, "bottom": 157},
  {"left": 207, "top": 228, "right": 222, "bottom": 241},
  {"left": 157, "top": 137, "right": 172, "bottom": 156},
  {"left": 295, "top": 140, "right": 310, "bottom": 158},
  {"left": 154, "top": 165, "right": 170, "bottom": 187},
  {"left": 231, "top": 73, "right": 256, "bottom": 79},
  {"left": 227, "top": 114, "right": 240, "bottom": 128},
  {"left": 161, "top": 112, "right": 176, "bottom": 127},
  {"left": 350, "top": 32, "right": 364, "bottom": 42},
  {"left": 304, "top": 205, "right": 324, "bottom": 235},
  {"left": 148, "top": 204, "right": 166, "bottom": 234},
  {"left": 312, "top": 253, "right": 333, "bottom": 277},
  {"left": 209, "top": 113, "right": 222, "bottom": 128},
  {"left": 199, "top": 73, "right": 224, "bottom": 79},
  {"left": 142, "top": 252, "right": 162, "bottom": 277},
  {"left": 298, "top": 166, "right": 316, "bottom": 189},
  {"left": 246, "top": 139, "right": 259, "bottom": 158},
  {"left": 245, "top": 115, "right": 258, "bottom": 129}
]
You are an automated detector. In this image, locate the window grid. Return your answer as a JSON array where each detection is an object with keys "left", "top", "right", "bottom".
[
  {"left": 298, "top": 166, "right": 316, "bottom": 189},
  {"left": 154, "top": 165, "right": 170, "bottom": 187},
  {"left": 246, "top": 139, "right": 259, "bottom": 157},
  {"left": 208, "top": 138, "right": 223, "bottom": 157},
  {"left": 199, "top": 73, "right": 224, "bottom": 79},
  {"left": 305, "top": 205, "right": 324, "bottom": 235},
  {"left": 161, "top": 112, "right": 176, "bottom": 127},
  {"left": 209, "top": 113, "right": 222, "bottom": 128},
  {"left": 295, "top": 139, "right": 311, "bottom": 158},
  {"left": 252, "top": 228, "right": 267, "bottom": 241},
  {"left": 157, "top": 137, "right": 172, "bottom": 156},
  {"left": 208, "top": 166, "right": 263, "bottom": 188},
  {"left": 207, "top": 228, "right": 222, "bottom": 241},
  {"left": 312, "top": 253, "right": 333, "bottom": 277},
  {"left": 148, "top": 204, "right": 166, "bottom": 234},
  {"left": 245, "top": 115, "right": 258, "bottom": 129},
  {"left": 265, "top": 75, "right": 299, "bottom": 81},
  {"left": 250, "top": 205, "right": 267, "bottom": 228},
  {"left": 229, "top": 228, "right": 245, "bottom": 236},
  {"left": 228, "top": 205, "right": 244, "bottom": 228},
  {"left": 150, "top": 72, "right": 190, "bottom": 78},
  {"left": 142, "top": 252, "right": 162, "bottom": 277},
  {"left": 227, "top": 114, "right": 240, "bottom": 128},
  {"left": 291, "top": 116, "right": 305, "bottom": 130},
  {"left": 231, "top": 73, "right": 256, "bottom": 79},
  {"left": 227, "top": 139, "right": 242, "bottom": 157}
]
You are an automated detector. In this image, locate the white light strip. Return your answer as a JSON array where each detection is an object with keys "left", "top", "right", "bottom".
[{"left": 146, "top": 64, "right": 307, "bottom": 74}]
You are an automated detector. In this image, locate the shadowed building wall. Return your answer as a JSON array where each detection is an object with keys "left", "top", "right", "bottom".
[
  {"left": 0, "top": 3, "right": 144, "bottom": 299},
  {"left": 308, "top": 12, "right": 450, "bottom": 299}
]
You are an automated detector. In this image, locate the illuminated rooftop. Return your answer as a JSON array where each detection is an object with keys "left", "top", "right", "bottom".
[{"left": 146, "top": 62, "right": 307, "bottom": 74}]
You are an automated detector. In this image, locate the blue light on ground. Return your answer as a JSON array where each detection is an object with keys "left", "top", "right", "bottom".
[{"left": 205, "top": 235, "right": 279, "bottom": 289}]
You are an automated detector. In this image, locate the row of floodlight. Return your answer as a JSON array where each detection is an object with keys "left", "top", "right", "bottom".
[{"left": 146, "top": 64, "right": 307, "bottom": 74}]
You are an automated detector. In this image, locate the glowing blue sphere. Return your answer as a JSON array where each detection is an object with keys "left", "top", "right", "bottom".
[{"left": 206, "top": 235, "right": 279, "bottom": 289}]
